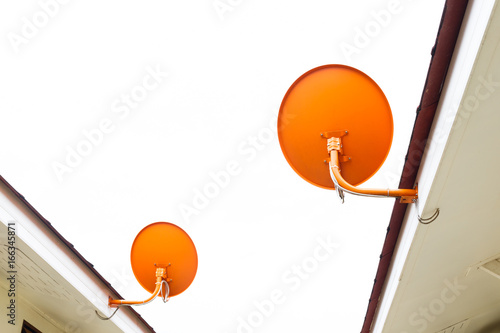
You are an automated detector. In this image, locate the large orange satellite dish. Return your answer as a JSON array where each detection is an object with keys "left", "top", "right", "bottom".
[
  {"left": 278, "top": 64, "right": 393, "bottom": 189},
  {"left": 130, "top": 222, "right": 198, "bottom": 297},
  {"left": 278, "top": 64, "right": 418, "bottom": 203}
]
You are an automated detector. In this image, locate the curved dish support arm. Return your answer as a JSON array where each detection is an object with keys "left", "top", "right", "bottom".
[
  {"left": 108, "top": 267, "right": 170, "bottom": 308},
  {"left": 328, "top": 139, "right": 418, "bottom": 203}
]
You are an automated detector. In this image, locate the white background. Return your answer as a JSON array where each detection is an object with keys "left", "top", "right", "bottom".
[{"left": 0, "top": 0, "right": 445, "bottom": 332}]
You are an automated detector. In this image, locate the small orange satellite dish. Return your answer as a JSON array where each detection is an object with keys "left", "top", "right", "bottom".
[
  {"left": 130, "top": 222, "right": 198, "bottom": 297},
  {"left": 105, "top": 222, "right": 197, "bottom": 311},
  {"left": 278, "top": 64, "right": 418, "bottom": 203}
]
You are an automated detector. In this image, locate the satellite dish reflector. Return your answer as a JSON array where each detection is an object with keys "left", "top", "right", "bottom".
[
  {"left": 278, "top": 64, "right": 393, "bottom": 188},
  {"left": 105, "top": 222, "right": 197, "bottom": 310},
  {"left": 278, "top": 64, "right": 417, "bottom": 203},
  {"left": 131, "top": 222, "right": 198, "bottom": 297}
]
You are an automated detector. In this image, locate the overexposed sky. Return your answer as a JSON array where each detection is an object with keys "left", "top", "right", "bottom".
[{"left": 0, "top": 1, "right": 445, "bottom": 332}]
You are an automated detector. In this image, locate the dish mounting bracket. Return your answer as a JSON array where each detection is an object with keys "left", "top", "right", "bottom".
[{"left": 322, "top": 130, "right": 418, "bottom": 204}]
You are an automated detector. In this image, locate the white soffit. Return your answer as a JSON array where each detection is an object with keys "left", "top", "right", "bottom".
[
  {"left": 370, "top": 0, "right": 499, "bottom": 332},
  {"left": 435, "top": 318, "right": 471, "bottom": 333},
  {"left": 480, "top": 259, "right": 500, "bottom": 280},
  {"left": 0, "top": 183, "right": 153, "bottom": 333}
]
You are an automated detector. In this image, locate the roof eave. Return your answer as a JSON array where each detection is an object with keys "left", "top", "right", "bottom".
[
  {"left": 360, "top": 0, "right": 470, "bottom": 331},
  {"left": 0, "top": 175, "right": 156, "bottom": 333}
]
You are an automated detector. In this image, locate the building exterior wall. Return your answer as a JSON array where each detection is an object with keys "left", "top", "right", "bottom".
[{"left": 1, "top": 283, "right": 65, "bottom": 333}]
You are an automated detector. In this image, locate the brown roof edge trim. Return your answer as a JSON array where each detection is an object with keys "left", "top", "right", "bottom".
[
  {"left": 0, "top": 175, "right": 156, "bottom": 333},
  {"left": 360, "top": 0, "right": 469, "bottom": 332}
]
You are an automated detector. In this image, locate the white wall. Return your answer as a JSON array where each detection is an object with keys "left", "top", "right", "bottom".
[{"left": 0, "top": 282, "right": 64, "bottom": 333}]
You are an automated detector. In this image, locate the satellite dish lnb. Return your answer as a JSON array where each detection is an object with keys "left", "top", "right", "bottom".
[
  {"left": 278, "top": 64, "right": 417, "bottom": 203},
  {"left": 103, "top": 222, "right": 197, "bottom": 313}
]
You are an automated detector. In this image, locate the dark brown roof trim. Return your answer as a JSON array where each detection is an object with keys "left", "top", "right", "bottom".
[
  {"left": 360, "top": 0, "right": 469, "bottom": 331},
  {"left": 0, "top": 175, "right": 156, "bottom": 333}
]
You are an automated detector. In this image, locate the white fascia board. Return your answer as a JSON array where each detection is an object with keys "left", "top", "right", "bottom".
[
  {"left": 370, "top": 0, "right": 497, "bottom": 332},
  {"left": 0, "top": 184, "right": 152, "bottom": 333}
]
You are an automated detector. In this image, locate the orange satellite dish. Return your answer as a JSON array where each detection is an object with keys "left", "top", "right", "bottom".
[
  {"left": 130, "top": 222, "right": 198, "bottom": 297},
  {"left": 278, "top": 64, "right": 393, "bottom": 189},
  {"left": 278, "top": 64, "right": 418, "bottom": 203},
  {"left": 105, "top": 222, "right": 197, "bottom": 311}
]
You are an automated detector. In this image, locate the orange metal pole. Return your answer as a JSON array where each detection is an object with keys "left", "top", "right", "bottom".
[
  {"left": 109, "top": 267, "right": 167, "bottom": 307},
  {"left": 330, "top": 150, "right": 418, "bottom": 201}
]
